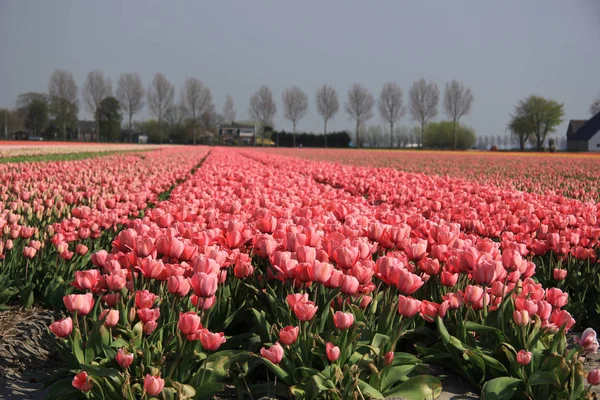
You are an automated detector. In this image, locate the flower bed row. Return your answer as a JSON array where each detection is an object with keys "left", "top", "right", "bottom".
[
  {"left": 0, "top": 147, "right": 209, "bottom": 309},
  {"left": 47, "top": 147, "right": 599, "bottom": 399}
]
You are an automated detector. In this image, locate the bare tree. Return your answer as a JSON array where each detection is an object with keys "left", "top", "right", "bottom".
[
  {"left": 181, "top": 78, "right": 213, "bottom": 145},
  {"left": 223, "top": 95, "right": 236, "bottom": 124},
  {"left": 316, "top": 85, "right": 339, "bottom": 148},
  {"left": 48, "top": 69, "right": 78, "bottom": 140},
  {"left": 116, "top": 73, "right": 145, "bottom": 143},
  {"left": 282, "top": 86, "right": 308, "bottom": 147},
  {"left": 82, "top": 70, "right": 112, "bottom": 141},
  {"left": 378, "top": 83, "right": 405, "bottom": 149},
  {"left": 345, "top": 83, "right": 375, "bottom": 149},
  {"left": 590, "top": 94, "right": 600, "bottom": 116},
  {"left": 443, "top": 80, "right": 473, "bottom": 150},
  {"left": 248, "top": 86, "right": 277, "bottom": 146},
  {"left": 147, "top": 73, "right": 175, "bottom": 144},
  {"left": 409, "top": 79, "right": 439, "bottom": 148}
]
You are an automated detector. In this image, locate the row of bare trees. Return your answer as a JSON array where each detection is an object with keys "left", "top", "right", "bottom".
[{"left": 246, "top": 79, "right": 473, "bottom": 148}]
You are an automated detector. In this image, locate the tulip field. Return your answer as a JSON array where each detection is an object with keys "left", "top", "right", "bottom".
[{"left": 1, "top": 146, "right": 600, "bottom": 399}]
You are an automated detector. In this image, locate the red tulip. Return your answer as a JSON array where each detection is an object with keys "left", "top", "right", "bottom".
[
  {"left": 279, "top": 326, "right": 299, "bottom": 345},
  {"left": 116, "top": 348, "right": 134, "bottom": 369},
  {"left": 325, "top": 342, "right": 340, "bottom": 362},
  {"left": 333, "top": 311, "right": 354, "bottom": 330},
  {"left": 384, "top": 351, "right": 394, "bottom": 365},
  {"left": 260, "top": 342, "right": 284, "bottom": 364},
  {"left": 49, "top": 317, "right": 73, "bottom": 338},
  {"left": 137, "top": 308, "right": 160, "bottom": 323},
  {"left": 72, "top": 371, "right": 93, "bottom": 392},
  {"left": 144, "top": 374, "right": 165, "bottom": 396},
  {"left": 440, "top": 271, "right": 458, "bottom": 287}
]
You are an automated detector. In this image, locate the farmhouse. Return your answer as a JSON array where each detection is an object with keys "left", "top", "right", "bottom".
[
  {"left": 218, "top": 123, "right": 256, "bottom": 145},
  {"left": 566, "top": 112, "right": 600, "bottom": 152}
]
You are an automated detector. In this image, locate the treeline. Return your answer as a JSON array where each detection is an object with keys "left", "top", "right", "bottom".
[{"left": 271, "top": 131, "right": 351, "bottom": 148}]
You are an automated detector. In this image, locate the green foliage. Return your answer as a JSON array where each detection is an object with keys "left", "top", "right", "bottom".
[
  {"left": 49, "top": 97, "right": 78, "bottom": 140},
  {"left": 97, "top": 96, "right": 123, "bottom": 141},
  {"left": 423, "top": 121, "right": 476, "bottom": 150},
  {"left": 509, "top": 95, "right": 564, "bottom": 151},
  {"left": 25, "top": 98, "right": 49, "bottom": 135}
]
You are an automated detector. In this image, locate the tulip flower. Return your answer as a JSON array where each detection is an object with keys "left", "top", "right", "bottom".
[
  {"left": 116, "top": 348, "right": 134, "bottom": 369},
  {"left": 199, "top": 329, "right": 226, "bottom": 351},
  {"left": 178, "top": 311, "right": 202, "bottom": 336},
  {"left": 72, "top": 371, "right": 93, "bottom": 392},
  {"left": 397, "top": 295, "right": 421, "bottom": 317},
  {"left": 63, "top": 293, "right": 95, "bottom": 315},
  {"left": 546, "top": 288, "right": 569, "bottom": 309},
  {"left": 293, "top": 301, "right": 318, "bottom": 322},
  {"left": 135, "top": 290, "right": 158, "bottom": 309},
  {"left": 576, "top": 328, "right": 599, "bottom": 354},
  {"left": 72, "top": 270, "right": 101, "bottom": 290},
  {"left": 260, "top": 342, "right": 284, "bottom": 364},
  {"left": 167, "top": 276, "right": 191, "bottom": 297},
  {"left": 279, "top": 326, "right": 299, "bottom": 346},
  {"left": 333, "top": 311, "right": 354, "bottom": 330},
  {"left": 516, "top": 350, "right": 532, "bottom": 365},
  {"left": 553, "top": 268, "right": 567, "bottom": 281},
  {"left": 99, "top": 309, "right": 119, "bottom": 327},
  {"left": 49, "top": 317, "right": 73, "bottom": 338},
  {"left": 190, "top": 272, "right": 219, "bottom": 298},
  {"left": 513, "top": 310, "right": 530, "bottom": 326},
  {"left": 588, "top": 369, "right": 600, "bottom": 385},
  {"left": 325, "top": 342, "right": 340, "bottom": 362},
  {"left": 144, "top": 374, "right": 165, "bottom": 396}
]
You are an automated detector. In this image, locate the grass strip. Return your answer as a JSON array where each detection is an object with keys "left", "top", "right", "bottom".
[{"left": 0, "top": 148, "right": 156, "bottom": 164}]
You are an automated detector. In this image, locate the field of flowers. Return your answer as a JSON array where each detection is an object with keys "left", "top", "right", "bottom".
[
  {"left": 0, "top": 141, "right": 163, "bottom": 159},
  {"left": 1, "top": 146, "right": 600, "bottom": 399}
]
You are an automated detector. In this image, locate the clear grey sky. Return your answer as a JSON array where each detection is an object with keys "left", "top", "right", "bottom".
[{"left": 1, "top": 0, "right": 599, "bottom": 138}]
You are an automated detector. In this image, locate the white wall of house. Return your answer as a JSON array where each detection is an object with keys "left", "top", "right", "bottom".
[{"left": 588, "top": 131, "right": 600, "bottom": 152}]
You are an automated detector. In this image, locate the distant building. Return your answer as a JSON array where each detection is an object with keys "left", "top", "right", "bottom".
[
  {"left": 77, "top": 120, "right": 97, "bottom": 141},
  {"left": 566, "top": 112, "right": 600, "bottom": 152},
  {"left": 218, "top": 123, "right": 256, "bottom": 145}
]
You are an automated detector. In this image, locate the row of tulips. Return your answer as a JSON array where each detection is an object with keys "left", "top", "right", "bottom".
[
  {"left": 264, "top": 148, "right": 600, "bottom": 202},
  {"left": 0, "top": 148, "right": 209, "bottom": 309},
  {"left": 47, "top": 147, "right": 599, "bottom": 399},
  {"left": 241, "top": 149, "right": 600, "bottom": 328}
]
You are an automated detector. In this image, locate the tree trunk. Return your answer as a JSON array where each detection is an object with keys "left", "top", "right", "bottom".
[
  {"left": 420, "top": 122, "right": 425, "bottom": 149},
  {"left": 193, "top": 125, "right": 197, "bottom": 145},
  {"left": 324, "top": 120, "right": 328, "bottom": 148},
  {"left": 293, "top": 122, "right": 296, "bottom": 148},
  {"left": 63, "top": 121, "right": 66, "bottom": 141},
  {"left": 159, "top": 116, "right": 163, "bottom": 144},
  {"left": 129, "top": 115, "right": 133, "bottom": 143},
  {"left": 356, "top": 121, "right": 360, "bottom": 149},
  {"left": 390, "top": 122, "right": 394, "bottom": 149},
  {"left": 453, "top": 119, "right": 458, "bottom": 150}
]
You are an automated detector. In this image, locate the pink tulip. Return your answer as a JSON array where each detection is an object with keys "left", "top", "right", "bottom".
[
  {"left": 99, "top": 309, "right": 119, "bottom": 327},
  {"left": 576, "top": 328, "right": 599, "bottom": 354},
  {"left": 553, "top": 268, "right": 567, "bottom": 281},
  {"left": 279, "top": 326, "right": 299, "bottom": 345},
  {"left": 260, "top": 342, "right": 284, "bottom": 364},
  {"left": 144, "top": 374, "right": 165, "bottom": 396},
  {"left": 326, "top": 342, "right": 340, "bottom": 362},
  {"left": 333, "top": 311, "right": 354, "bottom": 330},
  {"left": 167, "top": 276, "right": 191, "bottom": 296},
  {"left": 135, "top": 290, "right": 157, "bottom": 309},
  {"left": 293, "top": 301, "right": 318, "bottom": 321},
  {"left": 199, "top": 329, "right": 226, "bottom": 351},
  {"left": 513, "top": 310, "right": 530, "bottom": 326},
  {"left": 116, "top": 348, "right": 134, "bottom": 369},
  {"left": 397, "top": 295, "right": 421, "bottom": 317},
  {"left": 516, "top": 350, "right": 532, "bottom": 365},
  {"left": 63, "top": 293, "right": 94, "bottom": 315},
  {"left": 178, "top": 311, "right": 202, "bottom": 336},
  {"left": 49, "top": 317, "right": 73, "bottom": 338},
  {"left": 588, "top": 369, "right": 600, "bottom": 385},
  {"left": 190, "top": 272, "right": 218, "bottom": 298},
  {"left": 72, "top": 371, "right": 93, "bottom": 392}
]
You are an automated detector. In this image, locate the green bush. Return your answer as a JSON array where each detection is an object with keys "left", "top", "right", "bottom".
[{"left": 424, "top": 121, "right": 476, "bottom": 150}]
